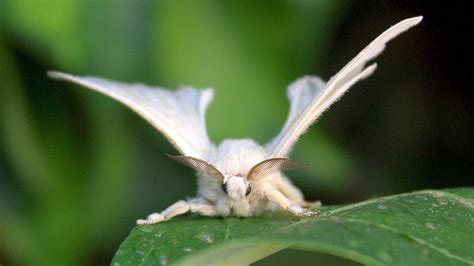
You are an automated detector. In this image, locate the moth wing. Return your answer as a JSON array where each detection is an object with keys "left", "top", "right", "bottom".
[
  {"left": 48, "top": 71, "right": 215, "bottom": 158},
  {"left": 267, "top": 16, "right": 422, "bottom": 157}
]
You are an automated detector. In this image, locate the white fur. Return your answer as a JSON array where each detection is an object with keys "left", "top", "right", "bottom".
[
  {"left": 48, "top": 17, "right": 422, "bottom": 224},
  {"left": 212, "top": 139, "right": 267, "bottom": 175}
]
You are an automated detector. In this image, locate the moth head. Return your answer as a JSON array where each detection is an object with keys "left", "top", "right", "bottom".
[
  {"left": 168, "top": 155, "right": 251, "bottom": 200},
  {"left": 219, "top": 158, "right": 309, "bottom": 200},
  {"left": 168, "top": 155, "right": 308, "bottom": 201},
  {"left": 221, "top": 175, "right": 251, "bottom": 200}
]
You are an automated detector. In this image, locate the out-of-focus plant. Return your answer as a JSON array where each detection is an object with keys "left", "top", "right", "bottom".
[
  {"left": 1, "top": 1, "right": 354, "bottom": 264},
  {"left": 1, "top": 4, "right": 136, "bottom": 264}
]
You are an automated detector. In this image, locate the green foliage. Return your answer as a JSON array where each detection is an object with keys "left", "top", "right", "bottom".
[
  {"left": 1, "top": 1, "right": 353, "bottom": 265},
  {"left": 112, "top": 188, "right": 474, "bottom": 265},
  {"left": 3, "top": 1, "right": 470, "bottom": 265}
]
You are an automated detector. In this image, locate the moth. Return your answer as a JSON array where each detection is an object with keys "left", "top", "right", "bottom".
[{"left": 49, "top": 17, "right": 422, "bottom": 225}]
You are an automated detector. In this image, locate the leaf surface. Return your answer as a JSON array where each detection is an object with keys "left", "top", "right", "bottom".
[{"left": 112, "top": 188, "right": 474, "bottom": 265}]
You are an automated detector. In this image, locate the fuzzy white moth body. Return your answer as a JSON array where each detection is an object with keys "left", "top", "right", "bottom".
[
  {"left": 198, "top": 139, "right": 310, "bottom": 218},
  {"left": 48, "top": 17, "right": 422, "bottom": 225}
]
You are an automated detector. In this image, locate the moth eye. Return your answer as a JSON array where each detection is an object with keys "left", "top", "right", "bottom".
[
  {"left": 221, "top": 182, "right": 228, "bottom": 194},
  {"left": 246, "top": 184, "right": 252, "bottom": 196}
]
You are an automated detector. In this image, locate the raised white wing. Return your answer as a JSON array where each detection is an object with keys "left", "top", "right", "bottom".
[
  {"left": 48, "top": 71, "right": 215, "bottom": 159},
  {"left": 267, "top": 16, "right": 422, "bottom": 157}
]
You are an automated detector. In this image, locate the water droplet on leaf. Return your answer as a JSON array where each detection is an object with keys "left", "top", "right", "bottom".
[
  {"left": 159, "top": 255, "right": 168, "bottom": 265},
  {"left": 139, "top": 226, "right": 152, "bottom": 233},
  {"left": 425, "top": 222, "right": 436, "bottom": 230},
  {"left": 349, "top": 240, "right": 359, "bottom": 247},
  {"left": 438, "top": 199, "right": 449, "bottom": 205},
  {"left": 329, "top": 216, "right": 343, "bottom": 224},
  {"left": 421, "top": 249, "right": 429, "bottom": 256},
  {"left": 377, "top": 251, "right": 393, "bottom": 263},
  {"left": 195, "top": 232, "right": 214, "bottom": 244}
]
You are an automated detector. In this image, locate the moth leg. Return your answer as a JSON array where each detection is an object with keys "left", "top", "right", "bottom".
[
  {"left": 264, "top": 189, "right": 320, "bottom": 217},
  {"left": 136, "top": 198, "right": 217, "bottom": 225},
  {"left": 277, "top": 175, "right": 322, "bottom": 209},
  {"left": 137, "top": 200, "right": 188, "bottom": 225},
  {"left": 277, "top": 175, "right": 304, "bottom": 202},
  {"left": 301, "top": 200, "right": 322, "bottom": 208},
  {"left": 188, "top": 199, "right": 218, "bottom": 217}
]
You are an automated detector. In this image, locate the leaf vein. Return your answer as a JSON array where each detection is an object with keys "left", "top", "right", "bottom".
[
  {"left": 338, "top": 217, "right": 474, "bottom": 265},
  {"left": 424, "top": 189, "right": 474, "bottom": 208}
]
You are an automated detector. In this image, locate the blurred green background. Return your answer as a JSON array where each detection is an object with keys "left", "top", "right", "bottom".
[{"left": 0, "top": 1, "right": 472, "bottom": 265}]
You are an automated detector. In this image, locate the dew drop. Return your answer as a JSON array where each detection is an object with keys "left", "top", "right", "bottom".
[
  {"left": 349, "top": 240, "right": 359, "bottom": 248},
  {"left": 377, "top": 251, "right": 393, "bottom": 263},
  {"left": 195, "top": 232, "right": 214, "bottom": 244},
  {"left": 182, "top": 247, "right": 192, "bottom": 253},
  {"left": 421, "top": 249, "right": 429, "bottom": 256},
  {"left": 425, "top": 222, "right": 436, "bottom": 230},
  {"left": 329, "top": 216, "right": 343, "bottom": 224},
  {"left": 438, "top": 199, "right": 449, "bottom": 206},
  {"left": 159, "top": 255, "right": 168, "bottom": 265},
  {"left": 139, "top": 226, "right": 152, "bottom": 233}
]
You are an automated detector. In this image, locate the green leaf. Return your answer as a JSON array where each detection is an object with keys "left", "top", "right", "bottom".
[{"left": 112, "top": 188, "right": 474, "bottom": 265}]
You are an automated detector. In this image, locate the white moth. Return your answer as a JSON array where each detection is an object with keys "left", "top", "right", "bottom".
[{"left": 48, "top": 17, "right": 422, "bottom": 225}]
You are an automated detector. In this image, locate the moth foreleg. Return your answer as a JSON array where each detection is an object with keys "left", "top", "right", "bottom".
[
  {"left": 136, "top": 198, "right": 217, "bottom": 225},
  {"left": 277, "top": 176, "right": 322, "bottom": 209},
  {"left": 264, "top": 190, "right": 320, "bottom": 218},
  {"left": 136, "top": 200, "right": 187, "bottom": 225},
  {"left": 301, "top": 200, "right": 322, "bottom": 209}
]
